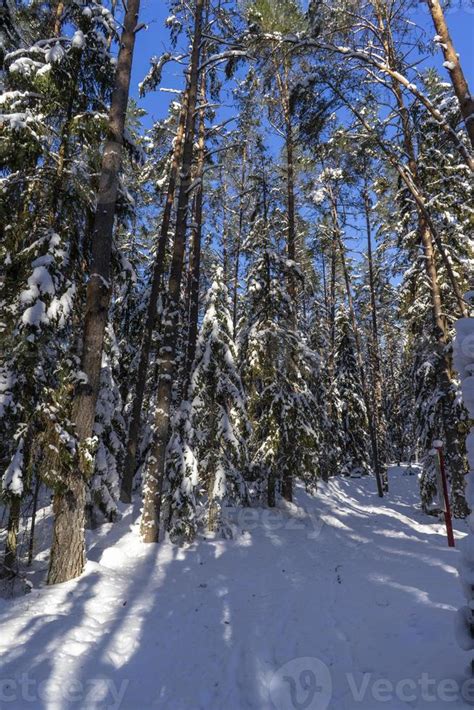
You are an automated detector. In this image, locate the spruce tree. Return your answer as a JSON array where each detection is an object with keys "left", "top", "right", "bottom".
[
  {"left": 334, "top": 307, "right": 371, "bottom": 477},
  {"left": 168, "top": 267, "right": 249, "bottom": 540},
  {"left": 240, "top": 218, "right": 320, "bottom": 505}
]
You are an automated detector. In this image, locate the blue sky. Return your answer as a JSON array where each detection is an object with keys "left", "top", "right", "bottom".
[
  {"left": 130, "top": 1, "right": 474, "bottom": 129},
  {"left": 127, "top": 1, "right": 472, "bottom": 269}
]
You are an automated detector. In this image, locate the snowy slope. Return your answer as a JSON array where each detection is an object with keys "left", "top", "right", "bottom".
[{"left": 0, "top": 470, "right": 470, "bottom": 710}]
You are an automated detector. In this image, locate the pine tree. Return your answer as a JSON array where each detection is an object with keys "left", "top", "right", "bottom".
[
  {"left": 47, "top": 0, "right": 142, "bottom": 584},
  {"left": 1, "top": 0, "right": 119, "bottom": 575},
  {"left": 426, "top": 0, "right": 474, "bottom": 148},
  {"left": 120, "top": 90, "right": 190, "bottom": 503},
  {"left": 245, "top": 0, "right": 307, "bottom": 316},
  {"left": 140, "top": 0, "right": 206, "bottom": 543}
]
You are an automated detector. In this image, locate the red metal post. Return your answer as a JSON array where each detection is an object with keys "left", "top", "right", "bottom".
[{"left": 434, "top": 442, "right": 455, "bottom": 548}]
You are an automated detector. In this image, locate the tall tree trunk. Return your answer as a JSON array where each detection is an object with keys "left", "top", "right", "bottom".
[
  {"left": 427, "top": 0, "right": 474, "bottom": 149},
  {"left": 283, "top": 115, "right": 296, "bottom": 501},
  {"left": 324, "top": 239, "right": 338, "bottom": 482},
  {"left": 232, "top": 145, "right": 246, "bottom": 338},
  {"left": 53, "top": 0, "right": 65, "bottom": 36},
  {"left": 120, "top": 90, "right": 189, "bottom": 503},
  {"left": 277, "top": 68, "right": 296, "bottom": 503},
  {"left": 185, "top": 189, "right": 203, "bottom": 378},
  {"left": 320, "top": 245, "right": 333, "bottom": 484},
  {"left": 140, "top": 0, "right": 205, "bottom": 544},
  {"left": 183, "top": 73, "right": 206, "bottom": 392},
  {"left": 285, "top": 117, "right": 296, "bottom": 273},
  {"left": 48, "top": 0, "right": 141, "bottom": 584},
  {"left": 276, "top": 69, "right": 297, "bottom": 278},
  {"left": 329, "top": 242, "right": 337, "bottom": 373},
  {"left": 364, "top": 187, "right": 387, "bottom": 488}
]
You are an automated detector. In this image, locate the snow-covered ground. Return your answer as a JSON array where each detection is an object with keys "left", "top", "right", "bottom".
[{"left": 0, "top": 469, "right": 471, "bottom": 709}]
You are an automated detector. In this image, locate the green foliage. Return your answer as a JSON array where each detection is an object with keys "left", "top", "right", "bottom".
[
  {"left": 169, "top": 268, "right": 249, "bottom": 540},
  {"left": 240, "top": 219, "right": 322, "bottom": 502},
  {"left": 334, "top": 307, "right": 371, "bottom": 476},
  {"left": 245, "top": 0, "right": 306, "bottom": 34}
]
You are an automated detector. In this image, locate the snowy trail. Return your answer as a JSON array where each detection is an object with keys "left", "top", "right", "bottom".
[{"left": 0, "top": 470, "right": 470, "bottom": 709}]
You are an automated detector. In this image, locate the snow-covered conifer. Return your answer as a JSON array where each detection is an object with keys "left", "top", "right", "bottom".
[
  {"left": 240, "top": 219, "right": 321, "bottom": 504},
  {"left": 169, "top": 267, "right": 249, "bottom": 539},
  {"left": 334, "top": 307, "right": 371, "bottom": 476},
  {"left": 453, "top": 294, "right": 474, "bottom": 657}
]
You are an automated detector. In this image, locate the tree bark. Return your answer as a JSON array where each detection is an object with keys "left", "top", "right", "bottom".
[
  {"left": 53, "top": 0, "right": 65, "bottom": 36},
  {"left": 427, "top": 0, "right": 474, "bottom": 149},
  {"left": 48, "top": 0, "right": 141, "bottom": 584},
  {"left": 329, "top": 241, "right": 337, "bottom": 372},
  {"left": 183, "top": 65, "right": 207, "bottom": 392},
  {"left": 182, "top": 197, "right": 201, "bottom": 394},
  {"left": 140, "top": 0, "right": 205, "bottom": 544},
  {"left": 322, "top": 239, "right": 338, "bottom": 482},
  {"left": 364, "top": 187, "right": 387, "bottom": 488},
  {"left": 285, "top": 117, "right": 296, "bottom": 271},
  {"left": 120, "top": 90, "right": 189, "bottom": 503},
  {"left": 183, "top": 101, "right": 205, "bottom": 392},
  {"left": 276, "top": 67, "right": 296, "bottom": 503},
  {"left": 232, "top": 145, "right": 246, "bottom": 338}
]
